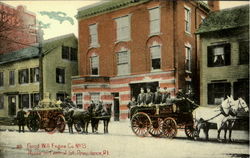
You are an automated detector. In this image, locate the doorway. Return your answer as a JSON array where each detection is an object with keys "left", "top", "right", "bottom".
[
  {"left": 130, "top": 81, "right": 159, "bottom": 101},
  {"left": 112, "top": 93, "right": 120, "bottom": 121},
  {"left": 8, "top": 96, "right": 16, "bottom": 116}
]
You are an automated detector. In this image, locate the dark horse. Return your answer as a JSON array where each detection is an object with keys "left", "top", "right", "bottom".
[
  {"left": 91, "top": 102, "right": 112, "bottom": 134},
  {"left": 61, "top": 101, "right": 92, "bottom": 134}
]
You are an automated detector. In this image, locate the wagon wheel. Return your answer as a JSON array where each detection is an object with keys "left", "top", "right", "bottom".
[
  {"left": 185, "top": 124, "right": 194, "bottom": 139},
  {"left": 148, "top": 118, "right": 163, "bottom": 137},
  {"left": 27, "top": 112, "right": 40, "bottom": 132},
  {"left": 56, "top": 115, "right": 66, "bottom": 133},
  {"left": 131, "top": 112, "right": 151, "bottom": 137},
  {"left": 162, "top": 117, "right": 177, "bottom": 138},
  {"left": 44, "top": 119, "right": 56, "bottom": 132},
  {"left": 74, "top": 121, "right": 83, "bottom": 133}
]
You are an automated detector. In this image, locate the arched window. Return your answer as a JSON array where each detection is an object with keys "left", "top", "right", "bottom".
[
  {"left": 150, "top": 42, "right": 161, "bottom": 70},
  {"left": 90, "top": 53, "right": 99, "bottom": 75}
]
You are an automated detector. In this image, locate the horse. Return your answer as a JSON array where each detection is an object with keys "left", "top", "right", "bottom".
[
  {"left": 61, "top": 102, "right": 92, "bottom": 134},
  {"left": 192, "top": 96, "right": 235, "bottom": 141},
  {"left": 224, "top": 97, "right": 249, "bottom": 142},
  {"left": 91, "top": 103, "right": 112, "bottom": 134}
]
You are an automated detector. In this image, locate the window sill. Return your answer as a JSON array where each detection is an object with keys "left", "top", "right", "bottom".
[
  {"left": 20, "top": 83, "right": 29, "bottom": 86},
  {"left": 148, "top": 32, "right": 161, "bottom": 37},
  {"left": 89, "top": 43, "right": 100, "bottom": 49},
  {"left": 56, "top": 82, "right": 65, "bottom": 84},
  {"left": 115, "top": 38, "right": 130, "bottom": 44},
  {"left": 117, "top": 73, "right": 130, "bottom": 76},
  {"left": 151, "top": 69, "right": 162, "bottom": 73},
  {"left": 185, "top": 31, "right": 192, "bottom": 36},
  {"left": 185, "top": 70, "right": 192, "bottom": 74}
]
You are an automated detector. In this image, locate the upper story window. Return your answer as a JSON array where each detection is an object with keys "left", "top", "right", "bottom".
[
  {"left": 239, "top": 40, "right": 249, "bottom": 65},
  {"left": 62, "top": 46, "right": 77, "bottom": 61},
  {"left": 9, "top": 71, "right": 15, "bottom": 86},
  {"left": 150, "top": 44, "right": 161, "bottom": 70},
  {"left": 89, "top": 24, "right": 98, "bottom": 47},
  {"left": 115, "top": 15, "right": 130, "bottom": 41},
  {"left": 0, "top": 95, "right": 3, "bottom": 109},
  {"left": 149, "top": 7, "right": 160, "bottom": 35},
  {"left": 76, "top": 93, "right": 83, "bottom": 109},
  {"left": 185, "top": 45, "right": 192, "bottom": 72},
  {"left": 56, "top": 68, "right": 65, "bottom": 84},
  {"left": 184, "top": 7, "right": 191, "bottom": 33},
  {"left": 0, "top": 72, "right": 4, "bottom": 87},
  {"left": 90, "top": 55, "right": 99, "bottom": 75},
  {"left": 18, "top": 69, "right": 29, "bottom": 84},
  {"left": 117, "top": 50, "right": 130, "bottom": 75},
  {"left": 207, "top": 43, "right": 231, "bottom": 67},
  {"left": 30, "top": 67, "right": 39, "bottom": 83}
]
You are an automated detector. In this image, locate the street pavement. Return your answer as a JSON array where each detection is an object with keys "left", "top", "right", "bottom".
[{"left": 0, "top": 120, "right": 249, "bottom": 158}]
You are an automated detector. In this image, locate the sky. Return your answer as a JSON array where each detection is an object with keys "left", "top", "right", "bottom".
[{"left": 3, "top": 1, "right": 250, "bottom": 40}]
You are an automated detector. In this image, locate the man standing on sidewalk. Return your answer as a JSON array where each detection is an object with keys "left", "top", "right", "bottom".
[{"left": 16, "top": 107, "right": 26, "bottom": 133}]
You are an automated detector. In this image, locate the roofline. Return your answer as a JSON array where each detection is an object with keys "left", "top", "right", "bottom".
[
  {"left": 0, "top": 55, "right": 39, "bottom": 65},
  {"left": 0, "top": 2, "right": 36, "bottom": 17},
  {"left": 43, "top": 33, "right": 77, "bottom": 44},
  {"left": 196, "top": 24, "right": 249, "bottom": 35}
]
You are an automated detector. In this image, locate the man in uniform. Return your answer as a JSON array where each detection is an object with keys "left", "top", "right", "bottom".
[
  {"left": 127, "top": 97, "right": 137, "bottom": 118},
  {"left": 153, "top": 87, "right": 162, "bottom": 104},
  {"left": 137, "top": 88, "right": 146, "bottom": 105},
  {"left": 16, "top": 107, "right": 26, "bottom": 133},
  {"left": 145, "top": 87, "right": 154, "bottom": 105},
  {"left": 161, "top": 87, "right": 170, "bottom": 104}
]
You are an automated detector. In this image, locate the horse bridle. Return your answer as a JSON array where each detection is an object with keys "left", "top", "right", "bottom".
[{"left": 237, "top": 99, "right": 248, "bottom": 111}]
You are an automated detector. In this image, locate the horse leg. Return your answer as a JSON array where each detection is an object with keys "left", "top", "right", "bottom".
[
  {"left": 204, "top": 123, "right": 210, "bottom": 141},
  {"left": 217, "top": 123, "right": 223, "bottom": 142},
  {"left": 228, "top": 121, "right": 234, "bottom": 142},
  {"left": 194, "top": 120, "right": 202, "bottom": 140},
  {"left": 224, "top": 125, "right": 228, "bottom": 142}
]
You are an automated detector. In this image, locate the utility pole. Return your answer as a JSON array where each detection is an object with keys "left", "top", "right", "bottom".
[{"left": 37, "top": 23, "right": 44, "bottom": 100}]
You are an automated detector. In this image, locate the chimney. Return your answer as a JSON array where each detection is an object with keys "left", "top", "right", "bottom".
[{"left": 208, "top": 1, "right": 220, "bottom": 11}]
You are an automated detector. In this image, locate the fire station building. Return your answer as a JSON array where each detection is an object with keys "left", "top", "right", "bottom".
[{"left": 72, "top": 0, "right": 219, "bottom": 120}]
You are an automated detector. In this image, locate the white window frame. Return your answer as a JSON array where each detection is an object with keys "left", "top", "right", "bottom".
[
  {"left": 149, "top": 7, "right": 161, "bottom": 35},
  {"left": 115, "top": 15, "right": 131, "bottom": 42},
  {"left": 90, "top": 54, "right": 99, "bottom": 76},
  {"left": 89, "top": 23, "right": 99, "bottom": 47},
  {"left": 185, "top": 44, "right": 192, "bottom": 72},
  {"left": 117, "top": 48, "right": 130, "bottom": 76},
  {"left": 76, "top": 93, "right": 83, "bottom": 105},
  {"left": 150, "top": 42, "right": 161, "bottom": 71},
  {"left": 184, "top": 6, "right": 191, "bottom": 34}
]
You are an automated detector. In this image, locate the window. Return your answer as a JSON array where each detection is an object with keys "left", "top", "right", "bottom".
[
  {"left": 30, "top": 67, "right": 39, "bottom": 83},
  {"left": 0, "top": 95, "right": 4, "bottom": 109},
  {"left": 115, "top": 15, "right": 130, "bottom": 41},
  {"left": 90, "top": 55, "right": 99, "bottom": 75},
  {"left": 56, "top": 68, "right": 65, "bottom": 84},
  {"left": 76, "top": 93, "right": 83, "bottom": 109},
  {"left": 234, "top": 79, "right": 249, "bottom": 104},
  {"left": 89, "top": 24, "right": 98, "bottom": 46},
  {"left": 56, "top": 93, "right": 67, "bottom": 101},
  {"left": 185, "top": 7, "right": 191, "bottom": 33},
  {"left": 62, "top": 46, "right": 70, "bottom": 60},
  {"left": 239, "top": 40, "right": 249, "bottom": 65},
  {"left": 90, "top": 93, "right": 100, "bottom": 104},
  {"left": 149, "top": 7, "right": 160, "bottom": 34},
  {"left": 207, "top": 43, "right": 231, "bottom": 67},
  {"left": 9, "top": 71, "right": 15, "bottom": 85},
  {"left": 150, "top": 45, "right": 161, "bottom": 70},
  {"left": 62, "top": 46, "right": 77, "bottom": 61},
  {"left": 18, "top": 69, "right": 29, "bottom": 84},
  {"left": 185, "top": 46, "right": 192, "bottom": 71},
  {"left": 117, "top": 51, "right": 129, "bottom": 75},
  {"left": 70, "top": 48, "right": 77, "bottom": 61},
  {"left": 0, "top": 72, "right": 3, "bottom": 87},
  {"left": 19, "top": 94, "right": 30, "bottom": 108},
  {"left": 30, "top": 93, "right": 40, "bottom": 108},
  {"left": 207, "top": 82, "right": 231, "bottom": 105}
]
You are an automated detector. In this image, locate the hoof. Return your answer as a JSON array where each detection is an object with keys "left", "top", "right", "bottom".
[
  {"left": 194, "top": 137, "right": 199, "bottom": 141},
  {"left": 217, "top": 139, "right": 222, "bottom": 142}
]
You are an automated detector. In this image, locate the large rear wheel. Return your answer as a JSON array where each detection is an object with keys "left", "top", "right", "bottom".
[
  {"left": 131, "top": 112, "right": 151, "bottom": 137},
  {"left": 27, "top": 112, "right": 40, "bottom": 132},
  {"left": 162, "top": 117, "right": 177, "bottom": 138}
]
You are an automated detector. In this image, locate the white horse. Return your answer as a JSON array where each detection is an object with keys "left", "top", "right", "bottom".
[
  {"left": 224, "top": 97, "right": 249, "bottom": 142},
  {"left": 192, "top": 96, "right": 235, "bottom": 141}
]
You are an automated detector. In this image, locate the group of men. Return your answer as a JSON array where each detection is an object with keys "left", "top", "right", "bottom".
[{"left": 127, "top": 87, "right": 171, "bottom": 109}]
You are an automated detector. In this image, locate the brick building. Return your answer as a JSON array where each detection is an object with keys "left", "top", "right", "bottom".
[
  {"left": 0, "top": 2, "right": 37, "bottom": 54},
  {"left": 197, "top": 5, "right": 249, "bottom": 107},
  {"left": 72, "top": 0, "right": 219, "bottom": 120}
]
